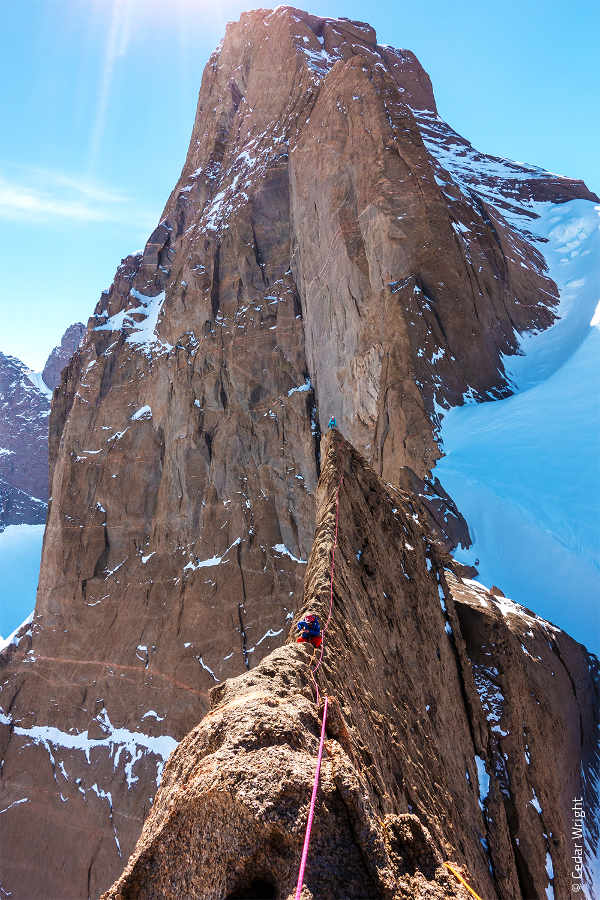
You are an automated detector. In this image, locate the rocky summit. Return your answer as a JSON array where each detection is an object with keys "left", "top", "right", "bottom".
[{"left": 0, "top": 7, "right": 598, "bottom": 899}]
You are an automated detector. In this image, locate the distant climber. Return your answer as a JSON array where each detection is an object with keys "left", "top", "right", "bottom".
[
  {"left": 328, "top": 416, "right": 337, "bottom": 430},
  {"left": 296, "top": 614, "right": 322, "bottom": 648}
]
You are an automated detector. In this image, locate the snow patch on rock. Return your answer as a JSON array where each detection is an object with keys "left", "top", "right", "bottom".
[
  {"left": 0, "top": 705, "right": 177, "bottom": 789},
  {"left": 271, "top": 543, "right": 307, "bottom": 564},
  {"left": 95, "top": 290, "right": 172, "bottom": 358}
]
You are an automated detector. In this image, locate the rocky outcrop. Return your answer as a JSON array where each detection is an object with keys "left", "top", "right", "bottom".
[
  {"left": 42, "top": 322, "right": 86, "bottom": 391},
  {"left": 449, "top": 575, "right": 600, "bottom": 897},
  {"left": 104, "top": 431, "right": 600, "bottom": 899},
  {"left": 0, "top": 352, "right": 49, "bottom": 529},
  {"left": 0, "top": 8, "right": 597, "bottom": 898}
]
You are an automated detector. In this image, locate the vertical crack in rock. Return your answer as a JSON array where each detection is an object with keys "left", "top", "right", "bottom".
[{"left": 237, "top": 541, "right": 250, "bottom": 671}]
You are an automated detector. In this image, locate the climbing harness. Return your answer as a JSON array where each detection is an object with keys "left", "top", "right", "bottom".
[
  {"left": 294, "top": 474, "right": 343, "bottom": 900},
  {"left": 443, "top": 862, "right": 484, "bottom": 900},
  {"left": 296, "top": 614, "right": 323, "bottom": 648}
]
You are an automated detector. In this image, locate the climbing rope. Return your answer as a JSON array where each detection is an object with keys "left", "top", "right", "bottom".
[
  {"left": 294, "top": 473, "right": 343, "bottom": 899},
  {"left": 294, "top": 695, "right": 329, "bottom": 900},
  {"left": 443, "top": 862, "right": 484, "bottom": 900},
  {"left": 293, "top": 473, "right": 484, "bottom": 900}
]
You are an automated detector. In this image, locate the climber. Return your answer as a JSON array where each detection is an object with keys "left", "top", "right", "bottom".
[
  {"left": 296, "top": 613, "right": 322, "bottom": 648},
  {"left": 328, "top": 416, "right": 337, "bottom": 430}
]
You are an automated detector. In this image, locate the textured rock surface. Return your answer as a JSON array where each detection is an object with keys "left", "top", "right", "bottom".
[
  {"left": 0, "top": 352, "right": 49, "bottom": 529},
  {"left": 42, "top": 321, "right": 86, "bottom": 391},
  {"left": 0, "top": 8, "right": 598, "bottom": 898},
  {"left": 449, "top": 574, "right": 600, "bottom": 898},
  {"left": 104, "top": 432, "right": 600, "bottom": 899}
]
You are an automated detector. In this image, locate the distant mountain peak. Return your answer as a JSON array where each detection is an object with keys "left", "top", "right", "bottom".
[
  {"left": 0, "top": 351, "right": 50, "bottom": 530},
  {"left": 0, "top": 323, "right": 86, "bottom": 535},
  {"left": 42, "top": 321, "right": 85, "bottom": 391}
]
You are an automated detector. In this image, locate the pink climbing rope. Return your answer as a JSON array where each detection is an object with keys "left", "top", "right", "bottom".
[
  {"left": 294, "top": 695, "right": 329, "bottom": 900},
  {"left": 294, "top": 474, "right": 343, "bottom": 899}
]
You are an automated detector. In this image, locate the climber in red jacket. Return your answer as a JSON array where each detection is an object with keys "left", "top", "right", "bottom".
[{"left": 296, "top": 613, "right": 322, "bottom": 648}]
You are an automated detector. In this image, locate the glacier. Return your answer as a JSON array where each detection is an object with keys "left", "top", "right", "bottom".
[{"left": 436, "top": 199, "right": 600, "bottom": 654}]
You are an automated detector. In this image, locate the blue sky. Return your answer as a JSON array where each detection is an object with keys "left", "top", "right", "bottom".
[{"left": 1, "top": 0, "right": 598, "bottom": 370}]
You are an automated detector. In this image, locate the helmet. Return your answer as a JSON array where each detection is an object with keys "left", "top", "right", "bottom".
[{"left": 305, "top": 614, "right": 317, "bottom": 623}]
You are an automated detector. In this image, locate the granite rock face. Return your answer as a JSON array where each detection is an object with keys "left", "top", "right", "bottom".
[
  {"left": 42, "top": 321, "right": 86, "bottom": 391},
  {"left": 104, "top": 432, "right": 600, "bottom": 900},
  {"left": 0, "top": 8, "right": 598, "bottom": 898},
  {"left": 449, "top": 574, "right": 600, "bottom": 898}
]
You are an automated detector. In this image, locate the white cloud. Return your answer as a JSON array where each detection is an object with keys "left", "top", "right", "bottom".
[
  {"left": 88, "top": 0, "right": 135, "bottom": 171},
  {"left": 27, "top": 168, "right": 129, "bottom": 205},
  {"left": 0, "top": 168, "right": 154, "bottom": 228}
]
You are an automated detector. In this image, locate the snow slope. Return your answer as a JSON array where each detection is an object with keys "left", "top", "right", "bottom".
[
  {"left": 436, "top": 199, "right": 600, "bottom": 654},
  {"left": 26, "top": 370, "right": 53, "bottom": 399},
  {"left": 0, "top": 523, "right": 44, "bottom": 641}
]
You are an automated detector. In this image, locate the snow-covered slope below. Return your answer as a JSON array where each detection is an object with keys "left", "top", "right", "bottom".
[{"left": 435, "top": 198, "right": 600, "bottom": 654}]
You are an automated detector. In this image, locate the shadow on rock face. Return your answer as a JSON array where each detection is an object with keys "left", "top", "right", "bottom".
[
  {"left": 383, "top": 814, "right": 440, "bottom": 880},
  {"left": 225, "top": 876, "right": 278, "bottom": 899}
]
